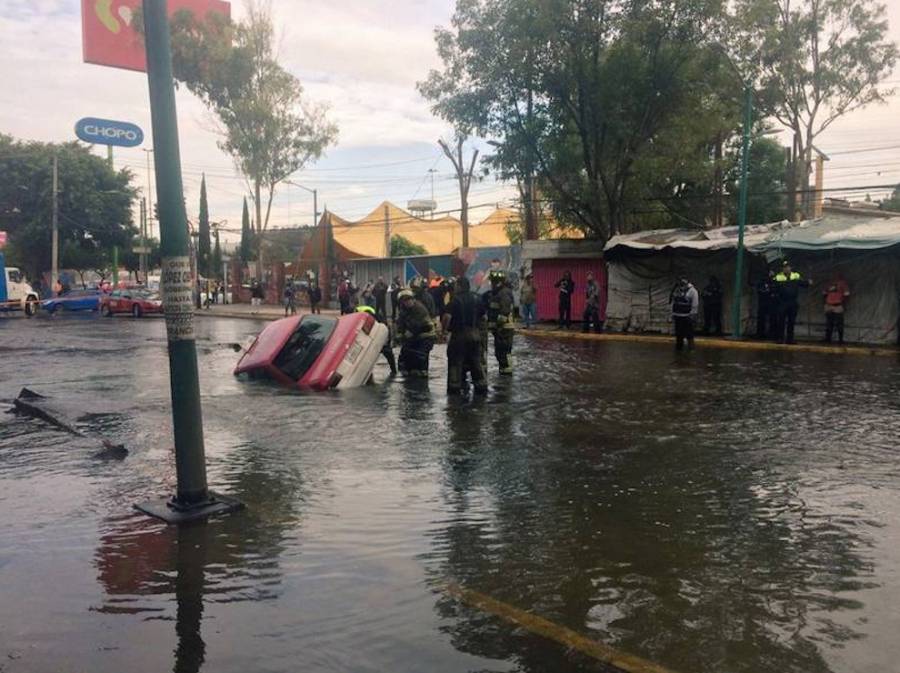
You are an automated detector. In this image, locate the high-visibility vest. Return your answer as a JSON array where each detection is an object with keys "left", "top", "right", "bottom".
[{"left": 775, "top": 272, "right": 800, "bottom": 282}]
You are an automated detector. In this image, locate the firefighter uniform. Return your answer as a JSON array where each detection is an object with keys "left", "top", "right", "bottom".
[
  {"left": 483, "top": 272, "right": 515, "bottom": 375},
  {"left": 396, "top": 290, "right": 436, "bottom": 376},
  {"left": 445, "top": 285, "right": 487, "bottom": 395}
]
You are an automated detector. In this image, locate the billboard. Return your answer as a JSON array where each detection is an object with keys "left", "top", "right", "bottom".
[
  {"left": 75, "top": 117, "right": 144, "bottom": 147},
  {"left": 82, "top": 0, "right": 230, "bottom": 72}
]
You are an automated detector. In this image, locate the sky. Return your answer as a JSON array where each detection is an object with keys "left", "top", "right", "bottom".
[{"left": 0, "top": 0, "right": 898, "bottom": 245}]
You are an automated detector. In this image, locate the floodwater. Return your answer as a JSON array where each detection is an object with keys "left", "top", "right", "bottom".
[{"left": 1, "top": 314, "right": 899, "bottom": 673}]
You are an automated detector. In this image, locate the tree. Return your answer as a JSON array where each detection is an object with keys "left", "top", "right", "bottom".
[
  {"left": 732, "top": 0, "right": 898, "bottom": 219},
  {"left": 437, "top": 135, "right": 479, "bottom": 247},
  {"left": 881, "top": 185, "right": 900, "bottom": 213},
  {"left": 724, "top": 137, "right": 787, "bottom": 224},
  {"left": 421, "top": 0, "right": 732, "bottom": 243},
  {"left": 166, "top": 1, "right": 337, "bottom": 276},
  {"left": 390, "top": 235, "right": 427, "bottom": 257},
  {"left": 198, "top": 174, "right": 211, "bottom": 277},
  {"left": 212, "top": 228, "right": 222, "bottom": 279},
  {"left": 239, "top": 197, "right": 253, "bottom": 263},
  {"left": 0, "top": 134, "right": 137, "bottom": 280},
  {"left": 61, "top": 239, "right": 108, "bottom": 288}
]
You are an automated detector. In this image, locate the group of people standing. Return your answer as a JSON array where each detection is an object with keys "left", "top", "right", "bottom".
[
  {"left": 671, "top": 260, "right": 850, "bottom": 350},
  {"left": 280, "top": 280, "right": 323, "bottom": 316}
]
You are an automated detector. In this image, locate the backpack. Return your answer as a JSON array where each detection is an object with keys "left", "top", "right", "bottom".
[{"left": 672, "top": 285, "right": 692, "bottom": 314}]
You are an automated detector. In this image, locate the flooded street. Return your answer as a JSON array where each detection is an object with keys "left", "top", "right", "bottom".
[{"left": 1, "top": 315, "right": 899, "bottom": 673}]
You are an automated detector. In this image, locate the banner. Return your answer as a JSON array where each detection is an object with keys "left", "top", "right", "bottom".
[{"left": 82, "top": 0, "right": 230, "bottom": 72}]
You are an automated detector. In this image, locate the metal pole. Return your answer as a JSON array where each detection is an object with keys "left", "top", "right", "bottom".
[
  {"left": 140, "top": 197, "right": 147, "bottom": 283},
  {"left": 383, "top": 203, "right": 391, "bottom": 257},
  {"left": 731, "top": 85, "right": 752, "bottom": 339},
  {"left": 112, "top": 245, "right": 119, "bottom": 288},
  {"left": 144, "top": 148, "right": 155, "bottom": 239},
  {"left": 51, "top": 154, "right": 59, "bottom": 297},
  {"left": 107, "top": 145, "right": 113, "bottom": 170},
  {"left": 140, "top": 0, "right": 209, "bottom": 511},
  {"left": 313, "top": 189, "right": 318, "bottom": 228}
]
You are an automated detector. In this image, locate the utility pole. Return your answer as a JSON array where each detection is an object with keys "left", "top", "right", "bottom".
[
  {"left": 143, "top": 148, "right": 155, "bottom": 238},
  {"left": 383, "top": 203, "right": 391, "bottom": 257},
  {"left": 140, "top": 197, "right": 148, "bottom": 283},
  {"left": 428, "top": 168, "right": 437, "bottom": 219},
  {"left": 730, "top": 85, "right": 752, "bottom": 339},
  {"left": 51, "top": 154, "right": 59, "bottom": 296},
  {"left": 107, "top": 145, "right": 114, "bottom": 170},
  {"left": 134, "top": 0, "right": 241, "bottom": 523}
]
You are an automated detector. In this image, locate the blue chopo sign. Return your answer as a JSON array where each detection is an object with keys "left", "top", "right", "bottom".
[{"left": 75, "top": 117, "right": 144, "bottom": 148}]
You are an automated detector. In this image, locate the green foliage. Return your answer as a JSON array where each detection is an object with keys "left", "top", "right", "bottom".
[
  {"left": 880, "top": 185, "right": 900, "bottom": 213},
  {"left": 732, "top": 0, "right": 898, "bottom": 217},
  {"left": 390, "top": 235, "right": 427, "bottom": 257},
  {"left": 0, "top": 134, "right": 137, "bottom": 280},
  {"left": 239, "top": 197, "right": 254, "bottom": 262},
  {"left": 61, "top": 239, "right": 108, "bottom": 287},
  {"left": 420, "top": 0, "right": 740, "bottom": 242},
  {"left": 198, "top": 174, "right": 211, "bottom": 277},
  {"left": 726, "top": 137, "right": 787, "bottom": 224},
  {"left": 212, "top": 229, "right": 222, "bottom": 278},
  {"left": 167, "top": 1, "right": 337, "bottom": 266}
]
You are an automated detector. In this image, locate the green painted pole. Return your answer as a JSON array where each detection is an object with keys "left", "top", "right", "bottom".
[
  {"left": 107, "top": 145, "right": 113, "bottom": 170},
  {"left": 143, "top": 0, "right": 208, "bottom": 505},
  {"left": 112, "top": 245, "right": 119, "bottom": 288},
  {"left": 731, "top": 85, "right": 752, "bottom": 339}
]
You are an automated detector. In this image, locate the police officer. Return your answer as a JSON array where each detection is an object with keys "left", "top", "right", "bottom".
[
  {"left": 396, "top": 288, "right": 436, "bottom": 377},
  {"left": 442, "top": 277, "right": 487, "bottom": 395},
  {"left": 482, "top": 270, "right": 515, "bottom": 375},
  {"left": 357, "top": 305, "right": 397, "bottom": 375},
  {"left": 774, "top": 260, "right": 811, "bottom": 344}
]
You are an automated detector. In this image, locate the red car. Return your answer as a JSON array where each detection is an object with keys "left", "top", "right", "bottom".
[
  {"left": 234, "top": 312, "right": 390, "bottom": 391},
  {"left": 100, "top": 289, "right": 163, "bottom": 318}
]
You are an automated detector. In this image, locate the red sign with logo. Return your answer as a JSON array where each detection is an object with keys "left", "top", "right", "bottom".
[{"left": 82, "top": 0, "right": 230, "bottom": 72}]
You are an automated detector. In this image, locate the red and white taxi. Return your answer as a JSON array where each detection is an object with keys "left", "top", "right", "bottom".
[
  {"left": 100, "top": 288, "right": 163, "bottom": 318},
  {"left": 233, "top": 312, "right": 389, "bottom": 391}
]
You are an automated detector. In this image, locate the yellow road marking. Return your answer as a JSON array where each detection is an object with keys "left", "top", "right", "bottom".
[
  {"left": 444, "top": 583, "right": 681, "bottom": 673},
  {"left": 520, "top": 329, "right": 900, "bottom": 357}
]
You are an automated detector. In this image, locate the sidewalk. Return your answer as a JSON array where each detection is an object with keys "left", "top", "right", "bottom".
[
  {"left": 196, "top": 302, "right": 340, "bottom": 321},
  {"left": 519, "top": 323, "right": 900, "bottom": 357}
]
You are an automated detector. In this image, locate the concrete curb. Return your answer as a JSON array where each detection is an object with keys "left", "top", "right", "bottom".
[{"left": 519, "top": 327, "right": 900, "bottom": 357}]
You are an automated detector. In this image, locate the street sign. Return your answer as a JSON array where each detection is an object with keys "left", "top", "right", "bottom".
[
  {"left": 81, "top": 0, "right": 230, "bottom": 72},
  {"left": 75, "top": 117, "right": 144, "bottom": 147}
]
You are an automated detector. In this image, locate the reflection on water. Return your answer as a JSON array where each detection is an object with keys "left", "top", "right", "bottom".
[{"left": 1, "top": 316, "right": 899, "bottom": 673}]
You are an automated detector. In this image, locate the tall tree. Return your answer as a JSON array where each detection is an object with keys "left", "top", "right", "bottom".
[
  {"left": 0, "top": 134, "right": 136, "bottom": 280},
  {"left": 166, "top": 1, "right": 337, "bottom": 275},
  {"left": 438, "top": 135, "right": 479, "bottom": 247},
  {"left": 421, "top": 0, "right": 730, "bottom": 242},
  {"left": 239, "top": 197, "right": 253, "bottom": 263},
  {"left": 197, "top": 173, "right": 211, "bottom": 277},
  {"left": 732, "top": 0, "right": 898, "bottom": 218},
  {"left": 880, "top": 184, "right": 900, "bottom": 213}
]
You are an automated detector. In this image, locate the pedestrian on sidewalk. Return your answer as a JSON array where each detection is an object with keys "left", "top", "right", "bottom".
[
  {"left": 339, "top": 279, "right": 351, "bottom": 314},
  {"left": 389, "top": 276, "right": 402, "bottom": 322},
  {"left": 374, "top": 276, "right": 388, "bottom": 320},
  {"left": 520, "top": 273, "right": 537, "bottom": 328},
  {"left": 823, "top": 271, "right": 850, "bottom": 344},
  {"left": 754, "top": 270, "right": 777, "bottom": 339},
  {"left": 582, "top": 271, "right": 603, "bottom": 333},
  {"left": 555, "top": 271, "right": 575, "bottom": 329},
  {"left": 701, "top": 275, "right": 723, "bottom": 336},
  {"left": 670, "top": 277, "right": 699, "bottom": 351},
  {"left": 283, "top": 282, "right": 296, "bottom": 316},
  {"left": 309, "top": 283, "right": 322, "bottom": 314}
]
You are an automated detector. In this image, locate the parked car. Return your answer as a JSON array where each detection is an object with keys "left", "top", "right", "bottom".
[
  {"left": 41, "top": 288, "right": 103, "bottom": 314},
  {"left": 234, "top": 312, "right": 389, "bottom": 391},
  {"left": 100, "top": 289, "right": 163, "bottom": 318}
]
